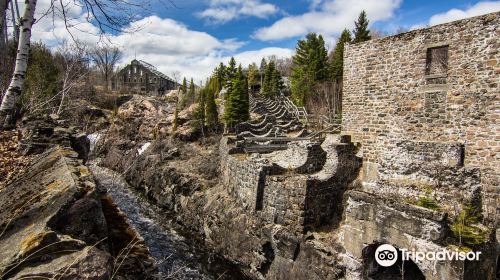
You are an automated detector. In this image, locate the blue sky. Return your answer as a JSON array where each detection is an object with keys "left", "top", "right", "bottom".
[{"left": 32, "top": 0, "right": 500, "bottom": 82}]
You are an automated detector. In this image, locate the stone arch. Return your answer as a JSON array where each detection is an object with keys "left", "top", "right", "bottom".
[{"left": 362, "top": 242, "right": 425, "bottom": 280}]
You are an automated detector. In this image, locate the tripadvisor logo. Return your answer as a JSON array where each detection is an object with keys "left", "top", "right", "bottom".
[
  {"left": 375, "top": 244, "right": 398, "bottom": 267},
  {"left": 375, "top": 244, "right": 482, "bottom": 267}
]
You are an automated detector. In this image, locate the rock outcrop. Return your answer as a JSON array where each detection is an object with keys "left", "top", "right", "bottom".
[{"left": 0, "top": 146, "right": 157, "bottom": 279}]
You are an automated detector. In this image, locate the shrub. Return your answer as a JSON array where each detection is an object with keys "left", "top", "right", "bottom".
[{"left": 450, "top": 203, "right": 490, "bottom": 248}]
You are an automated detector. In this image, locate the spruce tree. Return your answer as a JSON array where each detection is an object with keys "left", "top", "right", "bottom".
[
  {"left": 270, "top": 67, "right": 284, "bottom": 96},
  {"left": 262, "top": 60, "right": 274, "bottom": 97},
  {"left": 290, "top": 32, "right": 329, "bottom": 106},
  {"left": 330, "top": 29, "right": 352, "bottom": 80},
  {"left": 192, "top": 81, "right": 206, "bottom": 135},
  {"left": 260, "top": 58, "right": 267, "bottom": 87},
  {"left": 205, "top": 77, "right": 219, "bottom": 131},
  {"left": 224, "top": 64, "right": 249, "bottom": 128},
  {"left": 227, "top": 57, "right": 237, "bottom": 80},
  {"left": 215, "top": 62, "right": 227, "bottom": 92},
  {"left": 247, "top": 63, "right": 259, "bottom": 93},
  {"left": 188, "top": 78, "right": 195, "bottom": 104},
  {"left": 353, "top": 10, "right": 371, "bottom": 43}
]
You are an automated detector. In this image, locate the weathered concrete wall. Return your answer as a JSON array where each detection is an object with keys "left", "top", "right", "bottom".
[{"left": 342, "top": 12, "right": 500, "bottom": 223}]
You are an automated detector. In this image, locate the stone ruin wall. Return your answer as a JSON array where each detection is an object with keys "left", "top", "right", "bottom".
[
  {"left": 342, "top": 12, "right": 499, "bottom": 224},
  {"left": 219, "top": 136, "right": 360, "bottom": 233}
]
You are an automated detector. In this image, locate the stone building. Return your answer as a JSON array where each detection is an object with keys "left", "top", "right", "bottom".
[
  {"left": 113, "top": 59, "right": 179, "bottom": 95},
  {"left": 340, "top": 12, "right": 499, "bottom": 279}
]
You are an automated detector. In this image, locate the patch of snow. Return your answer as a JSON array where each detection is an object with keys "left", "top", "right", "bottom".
[{"left": 138, "top": 142, "right": 151, "bottom": 155}]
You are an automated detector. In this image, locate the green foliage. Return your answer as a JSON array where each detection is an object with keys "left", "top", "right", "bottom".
[
  {"left": 192, "top": 85, "right": 206, "bottom": 133},
  {"left": 330, "top": 29, "right": 352, "bottom": 80},
  {"left": 290, "top": 32, "right": 329, "bottom": 106},
  {"left": 353, "top": 10, "right": 371, "bottom": 43},
  {"left": 205, "top": 78, "right": 219, "bottom": 130},
  {"left": 416, "top": 196, "right": 441, "bottom": 211},
  {"left": 181, "top": 78, "right": 196, "bottom": 108},
  {"left": 172, "top": 95, "right": 179, "bottom": 132},
  {"left": 262, "top": 60, "right": 284, "bottom": 98},
  {"left": 21, "top": 42, "right": 61, "bottom": 112},
  {"left": 224, "top": 64, "right": 249, "bottom": 128},
  {"left": 214, "top": 63, "right": 227, "bottom": 93},
  {"left": 227, "top": 57, "right": 237, "bottom": 80},
  {"left": 450, "top": 203, "right": 490, "bottom": 248},
  {"left": 247, "top": 63, "right": 259, "bottom": 92},
  {"left": 181, "top": 77, "right": 187, "bottom": 93}
]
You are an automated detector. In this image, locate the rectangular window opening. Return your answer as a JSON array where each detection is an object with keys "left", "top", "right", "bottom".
[{"left": 425, "top": 45, "right": 449, "bottom": 77}]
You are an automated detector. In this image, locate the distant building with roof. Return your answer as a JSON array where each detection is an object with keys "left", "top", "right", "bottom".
[{"left": 113, "top": 59, "right": 179, "bottom": 95}]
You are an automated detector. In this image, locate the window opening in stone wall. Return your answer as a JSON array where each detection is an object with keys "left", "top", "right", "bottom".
[{"left": 426, "top": 46, "right": 448, "bottom": 76}]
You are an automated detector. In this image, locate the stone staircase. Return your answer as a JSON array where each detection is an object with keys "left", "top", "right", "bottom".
[{"left": 233, "top": 92, "right": 341, "bottom": 153}]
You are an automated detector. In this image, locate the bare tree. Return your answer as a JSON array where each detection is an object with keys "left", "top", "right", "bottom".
[
  {"left": 55, "top": 42, "right": 90, "bottom": 115},
  {"left": 91, "top": 45, "right": 122, "bottom": 91}
]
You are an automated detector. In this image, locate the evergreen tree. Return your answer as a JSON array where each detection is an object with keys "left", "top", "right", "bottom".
[
  {"left": 262, "top": 60, "right": 274, "bottom": 97},
  {"left": 353, "top": 10, "right": 371, "bottom": 43},
  {"left": 330, "top": 29, "right": 352, "bottom": 80},
  {"left": 188, "top": 78, "right": 195, "bottom": 104},
  {"left": 247, "top": 63, "right": 259, "bottom": 93},
  {"left": 181, "top": 78, "right": 196, "bottom": 108},
  {"left": 205, "top": 77, "right": 219, "bottom": 131},
  {"left": 224, "top": 64, "right": 249, "bottom": 128},
  {"left": 192, "top": 85, "right": 206, "bottom": 135},
  {"left": 227, "top": 57, "right": 237, "bottom": 80},
  {"left": 214, "top": 62, "right": 226, "bottom": 92},
  {"left": 259, "top": 58, "right": 267, "bottom": 87},
  {"left": 270, "top": 67, "right": 284, "bottom": 96},
  {"left": 290, "top": 32, "right": 329, "bottom": 106},
  {"left": 181, "top": 77, "right": 187, "bottom": 94}
]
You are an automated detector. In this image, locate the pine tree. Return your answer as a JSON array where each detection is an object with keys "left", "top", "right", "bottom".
[
  {"left": 290, "top": 32, "right": 329, "bottom": 106},
  {"left": 247, "top": 63, "right": 259, "bottom": 93},
  {"left": 227, "top": 57, "right": 237, "bottom": 80},
  {"left": 188, "top": 78, "right": 195, "bottom": 104},
  {"left": 260, "top": 58, "right": 267, "bottom": 87},
  {"left": 205, "top": 77, "right": 219, "bottom": 131},
  {"left": 353, "top": 10, "right": 371, "bottom": 43},
  {"left": 330, "top": 29, "right": 352, "bottom": 80},
  {"left": 215, "top": 63, "right": 226, "bottom": 92},
  {"left": 224, "top": 64, "right": 249, "bottom": 128},
  {"left": 270, "top": 67, "right": 284, "bottom": 96},
  {"left": 262, "top": 60, "right": 274, "bottom": 97},
  {"left": 181, "top": 77, "right": 187, "bottom": 94},
  {"left": 192, "top": 85, "right": 206, "bottom": 135}
]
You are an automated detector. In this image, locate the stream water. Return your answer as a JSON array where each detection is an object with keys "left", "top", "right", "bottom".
[{"left": 90, "top": 165, "right": 249, "bottom": 280}]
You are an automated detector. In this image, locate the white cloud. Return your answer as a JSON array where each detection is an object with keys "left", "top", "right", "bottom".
[
  {"left": 428, "top": 1, "right": 500, "bottom": 26},
  {"left": 197, "top": 0, "right": 279, "bottom": 24},
  {"left": 253, "top": 0, "right": 401, "bottom": 41},
  {"left": 26, "top": 0, "right": 288, "bottom": 82}
]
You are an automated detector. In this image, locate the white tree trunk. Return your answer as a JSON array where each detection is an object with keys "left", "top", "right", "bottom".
[{"left": 0, "top": 0, "right": 36, "bottom": 127}]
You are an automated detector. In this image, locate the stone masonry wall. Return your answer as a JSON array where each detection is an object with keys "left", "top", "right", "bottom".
[{"left": 342, "top": 12, "right": 499, "bottom": 223}]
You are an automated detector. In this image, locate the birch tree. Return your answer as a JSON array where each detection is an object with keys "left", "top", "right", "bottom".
[{"left": 0, "top": 0, "right": 36, "bottom": 128}]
